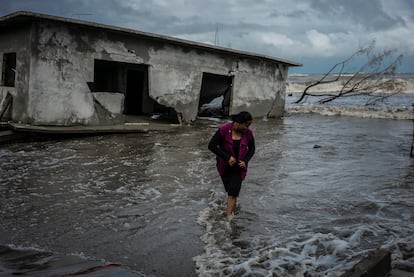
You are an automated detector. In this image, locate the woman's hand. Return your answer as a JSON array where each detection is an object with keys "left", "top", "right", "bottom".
[
  {"left": 238, "top": 160, "right": 246, "bottom": 169},
  {"left": 228, "top": 156, "right": 237, "bottom": 166}
]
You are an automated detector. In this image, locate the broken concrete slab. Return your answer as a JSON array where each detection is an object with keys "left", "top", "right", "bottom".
[{"left": 92, "top": 92, "right": 125, "bottom": 114}]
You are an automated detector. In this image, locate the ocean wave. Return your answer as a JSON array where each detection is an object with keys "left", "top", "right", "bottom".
[
  {"left": 287, "top": 79, "right": 414, "bottom": 94},
  {"left": 285, "top": 103, "right": 413, "bottom": 120},
  {"left": 194, "top": 195, "right": 412, "bottom": 277},
  {"left": 284, "top": 86, "right": 414, "bottom": 120},
  {"left": 287, "top": 74, "right": 414, "bottom": 94}
]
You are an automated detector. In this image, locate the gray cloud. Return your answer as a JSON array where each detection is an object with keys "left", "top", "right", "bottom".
[
  {"left": 1, "top": 0, "right": 413, "bottom": 72},
  {"left": 309, "top": 0, "right": 405, "bottom": 30}
]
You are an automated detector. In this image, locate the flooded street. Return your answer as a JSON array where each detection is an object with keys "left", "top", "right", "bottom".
[{"left": 1, "top": 114, "right": 414, "bottom": 276}]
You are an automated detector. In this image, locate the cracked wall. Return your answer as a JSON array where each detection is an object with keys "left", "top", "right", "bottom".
[{"left": 1, "top": 18, "right": 290, "bottom": 125}]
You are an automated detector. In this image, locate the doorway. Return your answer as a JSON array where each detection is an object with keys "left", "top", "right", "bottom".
[
  {"left": 125, "top": 69, "right": 146, "bottom": 115},
  {"left": 92, "top": 59, "right": 177, "bottom": 122},
  {"left": 2, "top": 53, "right": 16, "bottom": 87},
  {"left": 198, "top": 72, "right": 233, "bottom": 118},
  {"left": 93, "top": 60, "right": 154, "bottom": 115}
]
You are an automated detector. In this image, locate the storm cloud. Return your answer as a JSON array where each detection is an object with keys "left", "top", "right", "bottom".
[{"left": 1, "top": 0, "right": 413, "bottom": 72}]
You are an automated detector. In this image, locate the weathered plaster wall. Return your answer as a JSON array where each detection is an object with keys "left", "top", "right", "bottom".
[
  {"left": 29, "top": 22, "right": 96, "bottom": 125},
  {"left": 231, "top": 60, "right": 289, "bottom": 118},
  {"left": 29, "top": 22, "right": 152, "bottom": 125},
  {"left": 127, "top": 39, "right": 289, "bottom": 122},
  {"left": 148, "top": 45, "right": 231, "bottom": 122},
  {"left": 0, "top": 24, "right": 31, "bottom": 122},
  {"left": 147, "top": 44, "right": 289, "bottom": 122},
  {"left": 25, "top": 19, "right": 289, "bottom": 125}
]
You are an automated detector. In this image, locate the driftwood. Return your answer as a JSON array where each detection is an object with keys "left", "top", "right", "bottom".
[
  {"left": 294, "top": 40, "right": 404, "bottom": 105},
  {"left": 0, "top": 91, "right": 12, "bottom": 119}
]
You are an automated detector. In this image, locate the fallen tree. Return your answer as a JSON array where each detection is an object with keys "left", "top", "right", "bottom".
[{"left": 294, "top": 40, "right": 405, "bottom": 105}]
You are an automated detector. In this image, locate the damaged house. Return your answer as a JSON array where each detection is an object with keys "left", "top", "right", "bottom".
[{"left": 0, "top": 11, "right": 300, "bottom": 126}]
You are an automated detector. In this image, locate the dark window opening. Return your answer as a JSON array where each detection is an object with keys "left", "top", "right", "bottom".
[
  {"left": 198, "top": 72, "right": 233, "bottom": 118},
  {"left": 92, "top": 59, "right": 176, "bottom": 122},
  {"left": 2, "top": 53, "right": 16, "bottom": 87},
  {"left": 93, "top": 60, "right": 121, "bottom": 92}
]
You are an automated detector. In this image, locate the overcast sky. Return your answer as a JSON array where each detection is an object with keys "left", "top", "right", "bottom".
[{"left": 1, "top": 0, "right": 413, "bottom": 73}]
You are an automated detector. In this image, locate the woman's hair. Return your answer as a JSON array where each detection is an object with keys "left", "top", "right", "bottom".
[{"left": 230, "top": 111, "right": 253, "bottom": 124}]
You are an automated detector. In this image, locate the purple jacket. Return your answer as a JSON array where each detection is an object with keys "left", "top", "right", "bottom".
[{"left": 215, "top": 122, "right": 254, "bottom": 180}]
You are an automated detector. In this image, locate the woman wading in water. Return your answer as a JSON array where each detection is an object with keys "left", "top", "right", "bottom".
[{"left": 208, "top": 111, "right": 255, "bottom": 219}]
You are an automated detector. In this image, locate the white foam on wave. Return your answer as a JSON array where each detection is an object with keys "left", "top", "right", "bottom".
[
  {"left": 286, "top": 103, "right": 413, "bottom": 120},
  {"left": 193, "top": 193, "right": 234, "bottom": 275},
  {"left": 287, "top": 75, "right": 414, "bottom": 94},
  {"left": 285, "top": 74, "right": 414, "bottom": 120},
  {"left": 126, "top": 186, "right": 162, "bottom": 201},
  {"left": 194, "top": 194, "right": 414, "bottom": 276}
]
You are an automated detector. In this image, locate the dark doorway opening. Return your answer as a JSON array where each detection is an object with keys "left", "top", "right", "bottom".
[
  {"left": 125, "top": 69, "right": 145, "bottom": 115},
  {"left": 198, "top": 72, "right": 233, "bottom": 118},
  {"left": 92, "top": 60, "right": 175, "bottom": 121},
  {"left": 2, "top": 53, "right": 16, "bottom": 87},
  {"left": 124, "top": 67, "right": 176, "bottom": 122}
]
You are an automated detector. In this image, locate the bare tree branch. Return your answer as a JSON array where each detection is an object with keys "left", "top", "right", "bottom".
[{"left": 294, "top": 40, "right": 405, "bottom": 105}]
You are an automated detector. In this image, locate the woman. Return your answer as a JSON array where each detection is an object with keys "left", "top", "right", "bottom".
[{"left": 208, "top": 111, "right": 255, "bottom": 219}]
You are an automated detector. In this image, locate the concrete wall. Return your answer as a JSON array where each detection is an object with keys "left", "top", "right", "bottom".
[
  {"left": 29, "top": 21, "right": 97, "bottom": 125},
  {"left": 2, "top": 18, "right": 290, "bottom": 125},
  {"left": 148, "top": 44, "right": 289, "bottom": 121},
  {"left": 231, "top": 59, "right": 288, "bottom": 118}
]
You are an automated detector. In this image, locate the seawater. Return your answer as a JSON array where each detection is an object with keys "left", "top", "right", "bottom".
[
  {"left": 286, "top": 73, "right": 414, "bottom": 120},
  {"left": 1, "top": 74, "right": 414, "bottom": 276},
  {"left": 195, "top": 115, "right": 414, "bottom": 276}
]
